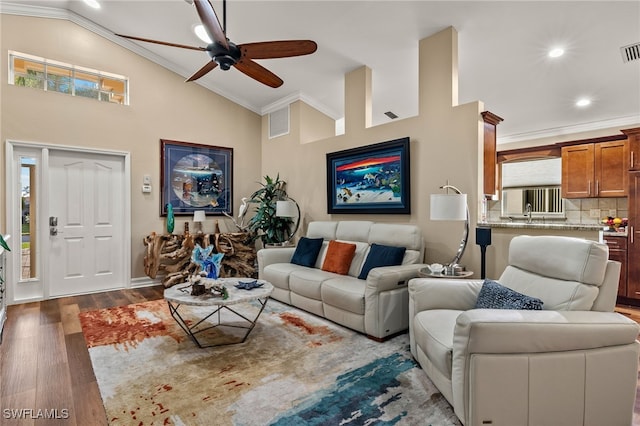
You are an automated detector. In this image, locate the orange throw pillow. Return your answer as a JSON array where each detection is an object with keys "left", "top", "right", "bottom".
[{"left": 321, "top": 240, "right": 357, "bottom": 275}]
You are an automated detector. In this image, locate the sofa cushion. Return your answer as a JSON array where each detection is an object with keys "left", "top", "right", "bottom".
[
  {"left": 474, "top": 279, "right": 543, "bottom": 310},
  {"left": 262, "top": 263, "right": 309, "bottom": 292},
  {"left": 322, "top": 240, "right": 357, "bottom": 275},
  {"left": 289, "top": 268, "right": 335, "bottom": 300},
  {"left": 413, "top": 309, "right": 460, "bottom": 378},
  {"left": 322, "top": 277, "right": 366, "bottom": 315},
  {"left": 290, "top": 237, "right": 323, "bottom": 267},
  {"left": 357, "top": 243, "right": 407, "bottom": 279}
]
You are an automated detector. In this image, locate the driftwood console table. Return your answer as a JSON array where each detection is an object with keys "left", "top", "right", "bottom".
[{"left": 143, "top": 231, "right": 257, "bottom": 287}]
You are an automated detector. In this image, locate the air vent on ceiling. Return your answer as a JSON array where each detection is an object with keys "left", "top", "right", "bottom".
[
  {"left": 384, "top": 111, "right": 398, "bottom": 119},
  {"left": 269, "top": 105, "right": 290, "bottom": 139},
  {"left": 621, "top": 42, "right": 640, "bottom": 63}
]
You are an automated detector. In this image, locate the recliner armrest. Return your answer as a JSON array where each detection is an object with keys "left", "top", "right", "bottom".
[
  {"left": 408, "top": 278, "right": 484, "bottom": 312},
  {"left": 454, "top": 310, "right": 640, "bottom": 354},
  {"left": 365, "top": 264, "right": 426, "bottom": 294}
]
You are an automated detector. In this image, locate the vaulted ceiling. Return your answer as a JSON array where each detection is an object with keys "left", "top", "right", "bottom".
[{"left": 3, "top": 1, "right": 640, "bottom": 144}]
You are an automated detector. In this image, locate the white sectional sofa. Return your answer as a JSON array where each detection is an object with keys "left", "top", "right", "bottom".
[{"left": 258, "top": 221, "right": 425, "bottom": 340}]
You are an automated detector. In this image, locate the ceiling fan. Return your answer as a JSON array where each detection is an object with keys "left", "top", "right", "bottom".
[{"left": 115, "top": 0, "right": 317, "bottom": 88}]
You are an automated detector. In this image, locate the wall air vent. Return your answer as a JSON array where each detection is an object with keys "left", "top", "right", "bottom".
[
  {"left": 268, "top": 105, "right": 290, "bottom": 139},
  {"left": 384, "top": 111, "right": 398, "bottom": 119},
  {"left": 621, "top": 42, "right": 640, "bottom": 63}
]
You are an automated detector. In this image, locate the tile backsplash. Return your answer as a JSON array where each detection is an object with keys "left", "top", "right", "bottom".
[{"left": 486, "top": 197, "right": 628, "bottom": 224}]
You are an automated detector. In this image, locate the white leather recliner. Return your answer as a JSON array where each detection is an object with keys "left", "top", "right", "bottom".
[{"left": 408, "top": 235, "right": 640, "bottom": 426}]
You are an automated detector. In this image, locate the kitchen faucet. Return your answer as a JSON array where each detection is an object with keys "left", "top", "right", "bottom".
[{"left": 526, "top": 203, "right": 533, "bottom": 223}]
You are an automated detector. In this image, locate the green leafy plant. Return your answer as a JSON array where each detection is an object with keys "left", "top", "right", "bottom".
[
  {"left": 0, "top": 235, "right": 10, "bottom": 252},
  {"left": 247, "top": 175, "right": 293, "bottom": 245}
]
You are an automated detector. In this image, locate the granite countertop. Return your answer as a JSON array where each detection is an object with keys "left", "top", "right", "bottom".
[{"left": 478, "top": 221, "right": 606, "bottom": 232}]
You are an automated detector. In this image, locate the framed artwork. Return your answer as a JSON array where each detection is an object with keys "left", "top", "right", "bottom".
[
  {"left": 160, "top": 139, "right": 233, "bottom": 216},
  {"left": 326, "top": 137, "right": 411, "bottom": 214}
]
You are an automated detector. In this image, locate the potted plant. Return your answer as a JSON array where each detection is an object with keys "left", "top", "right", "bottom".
[{"left": 247, "top": 175, "right": 294, "bottom": 245}]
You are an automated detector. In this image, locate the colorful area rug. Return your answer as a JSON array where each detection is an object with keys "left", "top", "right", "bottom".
[{"left": 79, "top": 298, "right": 460, "bottom": 425}]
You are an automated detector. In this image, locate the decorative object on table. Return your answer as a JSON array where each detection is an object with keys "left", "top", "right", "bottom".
[
  {"left": 427, "top": 263, "right": 444, "bottom": 274},
  {"left": 191, "top": 244, "right": 224, "bottom": 279},
  {"left": 247, "top": 174, "right": 296, "bottom": 245},
  {"left": 193, "top": 210, "right": 206, "bottom": 234},
  {"left": 602, "top": 216, "right": 628, "bottom": 231},
  {"left": 223, "top": 197, "right": 251, "bottom": 232},
  {"left": 166, "top": 203, "right": 175, "bottom": 234},
  {"left": 430, "top": 182, "right": 469, "bottom": 275},
  {"left": 160, "top": 139, "right": 233, "bottom": 217},
  {"left": 143, "top": 231, "right": 256, "bottom": 287},
  {"left": 234, "top": 279, "right": 264, "bottom": 290},
  {"left": 326, "top": 137, "right": 410, "bottom": 214}
]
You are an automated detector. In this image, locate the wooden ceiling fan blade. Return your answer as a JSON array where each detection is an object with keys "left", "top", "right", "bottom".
[
  {"left": 240, "top": 40, "right": 318, "bottom": 59},
  {"left": 193, "top": 0, "right": 229, "bottom": 50},
  {"left": 234, "top": 59, "right": 283, "bottom": 88},
  {"left": 185, "top": 60, "right": 219, "bottom": 82},
  {"left": 116, "top": 34, "right": 206, "bottom": 51}
]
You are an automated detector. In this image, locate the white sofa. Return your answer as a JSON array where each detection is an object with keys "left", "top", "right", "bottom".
[
  {"left": 258, "top": 221, "right": 425, "bottom": 340},
  {"left": 408, "top": 235, "right": 640, "bottom": 426}
]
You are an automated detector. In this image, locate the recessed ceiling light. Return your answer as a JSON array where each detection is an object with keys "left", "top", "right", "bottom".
[
  {"left": 82, "top": 0, "right": 101, "bottom": 9},
  {"left": 576, "top": 98, "right": 591, "bottom": 107},
  {"left": 194, "top": 24, "right": 212, "bottom": 44},
  {"left": 548, "top": 47, "right": 564, "bottom": 58}
]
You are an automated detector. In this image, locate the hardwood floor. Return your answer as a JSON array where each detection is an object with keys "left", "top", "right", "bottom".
[
  {"left": 0, "top": 286, "right": 164, "bottom": 425},
  {"left": 0, "top": 287, "right": 639, "bottom": 425}
]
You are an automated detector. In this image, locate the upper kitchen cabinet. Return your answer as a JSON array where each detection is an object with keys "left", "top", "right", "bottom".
[
  {"left": 622, "top": 127, "right": 640, "bottom": 171},
  {"left": 561, "top": 138, "right": 628, "bottom": 198},
  {"left": 481, "top": 111, "right": 503, "bottom": 197}
]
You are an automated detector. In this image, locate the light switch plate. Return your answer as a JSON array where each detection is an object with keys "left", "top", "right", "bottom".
[
  {"left": 589, "top": 208, "right": 601, "bottom": 218},
  {"left": 143, "top": 174, "right": 151, "bottom": 185}
]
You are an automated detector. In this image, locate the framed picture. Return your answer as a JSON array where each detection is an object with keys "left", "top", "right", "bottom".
[
  {"left": 160, "top": 139, "right": 233, "bottom": 216},
  {"left": 326, "top": 137, "right": 411, "bottom": 214}
]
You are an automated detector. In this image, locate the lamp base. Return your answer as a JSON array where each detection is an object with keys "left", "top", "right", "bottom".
[{"left": 444, "top": 264, "right": 465, "bottom": 276}]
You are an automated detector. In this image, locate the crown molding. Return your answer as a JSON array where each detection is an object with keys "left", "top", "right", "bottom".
[
  {"left": 261, "top": 91, "right": 340, "bottom": 120},
  {"left": 498, "top": 115, "right": 640, "bottom": 145},
  {"left": 0, "top": 2, "right": 262, "bottom": 115}
]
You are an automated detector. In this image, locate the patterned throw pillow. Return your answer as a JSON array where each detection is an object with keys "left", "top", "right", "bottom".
[
  {"left": 321, "top": 240, "right": 357, "bottom": 275},
  {"left": 357, "top": 244, "right": 406, "bottom": 280},
  {"left": 290, "top": 237, "right": 324, "bottom": 267},
  {"left": 474, "top": 279, "right": 544, "bottom": 310}
]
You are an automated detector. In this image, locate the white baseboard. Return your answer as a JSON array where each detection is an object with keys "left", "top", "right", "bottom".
[{"left": 130, "top": 276, "right": 163, "bottom": 288}]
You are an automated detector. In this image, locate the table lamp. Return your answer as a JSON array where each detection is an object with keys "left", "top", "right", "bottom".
[
  {"left": 275, "top": 198, "right": 300, "bottom": 245},
  {"left": 193, "top": 210, "right": 206, "bottom": 234},
  {"left": 430, "top": 184, "right": 469, "bottom": 275}
]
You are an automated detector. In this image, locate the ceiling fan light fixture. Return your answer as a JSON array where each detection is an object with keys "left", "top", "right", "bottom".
[{"left": 194, "top": 24, "right": 212, "bottom": 44}]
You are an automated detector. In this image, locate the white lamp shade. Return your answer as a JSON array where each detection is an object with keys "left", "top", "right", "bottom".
[
  {"left": 430, "top": 193, "right": 467, "bottom": 221},
  {"left": 193, "top": 210, "right": 206, "bottom": 223},
  {"left": 276, "top": 200, "right": 297, "bottom": 218}
]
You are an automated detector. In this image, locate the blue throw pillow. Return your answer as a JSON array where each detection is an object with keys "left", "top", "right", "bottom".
[
  {"left": 357, "top": 243, "right": 406, "bottom": 280},
  {"left": 475, "top": 279, "right": 544, "bottom": 310},
  {"left": 290, "top": 237, "right": 324, "bottom": 267}
]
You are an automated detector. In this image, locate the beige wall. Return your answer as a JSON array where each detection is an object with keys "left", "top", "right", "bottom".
[
  {"left": 261, "top": 27, "right": 487, "bottom": 273},
  {"left": 1, "top": 15, "right": 262, "bottom": 281}
]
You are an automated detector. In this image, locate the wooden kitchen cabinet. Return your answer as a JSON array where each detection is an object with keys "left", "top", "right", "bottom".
[
  {"left": 561, "top": 139, "right": 628, "bottom": 198},
  {"left": 627, "top": 171, "right": 640, "bottom": 301},
  {"left": 605, "top": 235, "right": 628, "bottom": 297},
  {"left": 622, "top": 127, "right": 640, "bottom": 171},
  {"left": 481, "top": 111, "right": 503, "bottom": 197}
]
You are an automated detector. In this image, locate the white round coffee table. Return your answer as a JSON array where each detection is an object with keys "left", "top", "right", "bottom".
[{"left": 164, "top": 278, "right": 273, "bottom": 348}]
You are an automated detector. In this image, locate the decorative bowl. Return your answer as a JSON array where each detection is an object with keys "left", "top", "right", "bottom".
[{"left": 428, "top": 263, "right": 444, "bottom": 274}]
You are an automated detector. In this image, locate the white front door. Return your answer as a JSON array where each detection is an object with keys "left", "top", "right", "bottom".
[{"left": 48, "top": 150, "right": 125, "bottom": 297}]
